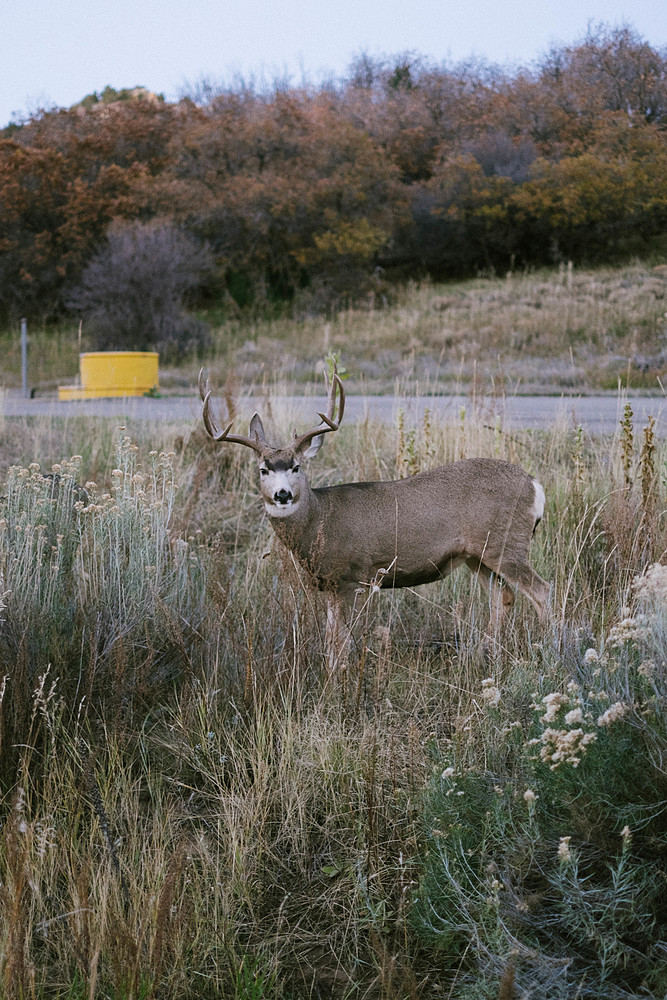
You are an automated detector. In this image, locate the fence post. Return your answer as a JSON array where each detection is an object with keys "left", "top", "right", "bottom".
[{"left": 21, "top": 317, "right": 29, "bottom": 398}]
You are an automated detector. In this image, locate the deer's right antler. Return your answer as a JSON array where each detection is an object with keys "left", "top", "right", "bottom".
[
  {"left": 198, "top": 368, "right": 265, "bottom": 453},
  {"left": 292, "top": 363, "right": 346, "bottom": 453}
]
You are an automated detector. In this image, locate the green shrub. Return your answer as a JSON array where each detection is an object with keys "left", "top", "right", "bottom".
[
  {"left": 0, "top": 433, "right": 207, "bottom": 782},
  {"left": 413, "top": 577, "right": 667, "bottom": 997}
]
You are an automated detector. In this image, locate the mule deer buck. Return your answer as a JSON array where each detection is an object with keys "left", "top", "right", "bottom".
[{"left": 199, "top": 366, "right": 549, "bottom": 661}]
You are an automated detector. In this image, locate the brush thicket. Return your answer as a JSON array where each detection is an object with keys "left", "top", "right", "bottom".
[{"left": 1, "top": 390, "right": 666, "bottom": 999}]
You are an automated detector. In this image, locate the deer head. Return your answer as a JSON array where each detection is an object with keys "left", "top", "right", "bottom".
[{"left": 198, "top": 364, "right": 345, "bottom": 519}]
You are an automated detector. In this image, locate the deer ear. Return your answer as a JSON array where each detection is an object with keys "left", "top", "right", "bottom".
[
  {"left": 298, "top": 434, "right": 324, "bottom": 460},
  {"left": 249, "top": 413, "right": 267, "bottom": 447}
]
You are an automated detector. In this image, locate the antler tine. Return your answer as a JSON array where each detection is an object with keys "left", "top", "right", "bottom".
[
  {"left": 317, "top": 371, "right": 345, "bottom": 429},
  {"left": 198, "top": 368, "right": 263, "bottom": 453},
  {"left": 293, "top": 364, "right": 346, "bottom": 451},
  {"left": 197, "top": 366, "right": 210, "bottom": 403}
]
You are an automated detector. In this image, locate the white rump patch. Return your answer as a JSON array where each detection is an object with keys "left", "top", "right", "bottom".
[{"left": 531, "top": 479, "right": 545, "bottom": 523}]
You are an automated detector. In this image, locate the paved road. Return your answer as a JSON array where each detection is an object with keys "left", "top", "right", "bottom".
[{"left": 2, "top": 391, "right": 665, "bottom": 436}]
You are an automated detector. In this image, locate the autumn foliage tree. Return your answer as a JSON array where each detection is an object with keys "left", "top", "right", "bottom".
[
  {"left": 0, "top": 140, "right": 141, "bottom": 321},
  {"left": 0, "top": 99, "right": 175, "bottom": 321},
  {"left": 1, "top": 23, "right": 667, "bottom": 324},
  {"left": 136, "top": 90, "right": 403, "bottom": 308}
]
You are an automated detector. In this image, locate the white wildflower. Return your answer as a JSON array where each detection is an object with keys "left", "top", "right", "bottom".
[
  {"left": 441, "top": 767, "right": 455, "bottom": 779},
  {"left": 620, "top": 825, "right": 632, "bottom": 846},
  {"left": 597, "top": 701, "right": 630, "bottom": 727},
  {"left": 534, "top": 727, "right": 597, "bottom": 769},
  {"left": 564, "top": 708, "right": 585, "bottom": 726},
  {"left": 540, "top": 691, "right": 569, "bottom": 723},
  {"left": 523, "top": 789, "right": 538, "bottom": 804},
  {"left": 583, "top": 648, "right": 599, "bottom": 664},
  {"left": 608, "top": 616, "right": 648, "bottom": 648},
  {"left": 638, "top": 660, "right": 655, "bottom": 679}
]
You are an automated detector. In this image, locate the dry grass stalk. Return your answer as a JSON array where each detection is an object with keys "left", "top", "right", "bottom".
[{"left": 498, "top": 956, "right": 516, "bottom": 1000}]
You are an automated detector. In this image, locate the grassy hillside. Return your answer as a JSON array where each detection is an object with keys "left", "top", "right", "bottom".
[
  {"left": 2, "top": 261, "right": 666, "bottom": 397},
  {"left": 0, "top": 388, "right": 666, "bottom": 998},
  {"left": 204, "top": 261, "right": 667, "bottom": 394}
]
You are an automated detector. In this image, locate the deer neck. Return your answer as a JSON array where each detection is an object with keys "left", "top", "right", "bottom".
[{"left": 265, "top": 483, "right": 321, "bottom": 560}]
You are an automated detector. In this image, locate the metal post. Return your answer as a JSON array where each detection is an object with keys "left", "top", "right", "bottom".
[{"left": 20, "top": 317, "right": 29, "bottom": 398}]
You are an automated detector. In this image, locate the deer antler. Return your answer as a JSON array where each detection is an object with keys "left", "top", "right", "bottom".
[
  {"left": 292, "top": 362, "right": 346, "bottom": 453},
  {"left": 198, "top": 368, "right": 264, "bottom": 453}
]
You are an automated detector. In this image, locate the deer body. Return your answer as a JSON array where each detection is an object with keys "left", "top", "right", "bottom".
[
  {"left": 265, "top": 458, "right": 547, "bottom": 614},
  {"left": 199, "top": 367, "right": 550, "bottom": 652}
]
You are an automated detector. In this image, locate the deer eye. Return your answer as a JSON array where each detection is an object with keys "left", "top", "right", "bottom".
[
  {"left": 292, "top": 465, "right": 300, "bottom": 474},
  {"left": 259, "top": 468, "right": 269, "bottom": 476}
]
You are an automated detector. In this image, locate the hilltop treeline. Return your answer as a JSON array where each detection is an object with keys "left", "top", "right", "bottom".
[{"left": 2, "top": 24, "right": 667, "bottom": 325}]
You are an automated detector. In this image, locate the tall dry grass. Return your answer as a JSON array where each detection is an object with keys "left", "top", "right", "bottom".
[{"left": 0, "top": 388, "right": 666, "bottom": 998}]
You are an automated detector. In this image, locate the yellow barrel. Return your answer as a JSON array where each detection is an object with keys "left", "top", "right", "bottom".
[{"left": 59, "top": 351, "right": 159, "bottom": 400}]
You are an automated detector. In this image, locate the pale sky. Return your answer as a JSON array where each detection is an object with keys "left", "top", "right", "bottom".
[{"left": 2, "top": 0, "right": 666, "bottom": 127}]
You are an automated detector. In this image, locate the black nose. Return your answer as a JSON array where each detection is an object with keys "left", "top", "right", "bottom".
[{"left": 274, "top": 488, "right": 293, "bottom": 504}]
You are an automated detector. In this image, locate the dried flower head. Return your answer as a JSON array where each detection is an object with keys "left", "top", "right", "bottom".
[
  {"left": 597, "top": 701, "right": 630, "bottom": 727},
  {"left": 558, "top": 836, "right": 572, "bottom": 862},
  {"left": 540, "top": 691, "right": 569, "bottom": 723},
  {"left": 481, "top": 677, "right": 501, "bottom": 708},
  {"left": 607, "top": 616, "right": 648, "bottom": 648},
  {"left": 633, "top": 562, "right": 667, "bottom": 606},
  {"left": 638, "top": 660, "right": 655, "bottom": 679},
  {"left": 527, "top": 726, "right": 597, "bottom": 769}
]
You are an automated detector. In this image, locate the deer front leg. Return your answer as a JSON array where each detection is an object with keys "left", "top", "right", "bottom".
[
  {"left": 466, "top": 558, "right": 514, "bottom": 631},
  {"left": 325, "top": 593, "right": 354, "bottom": 671}
]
